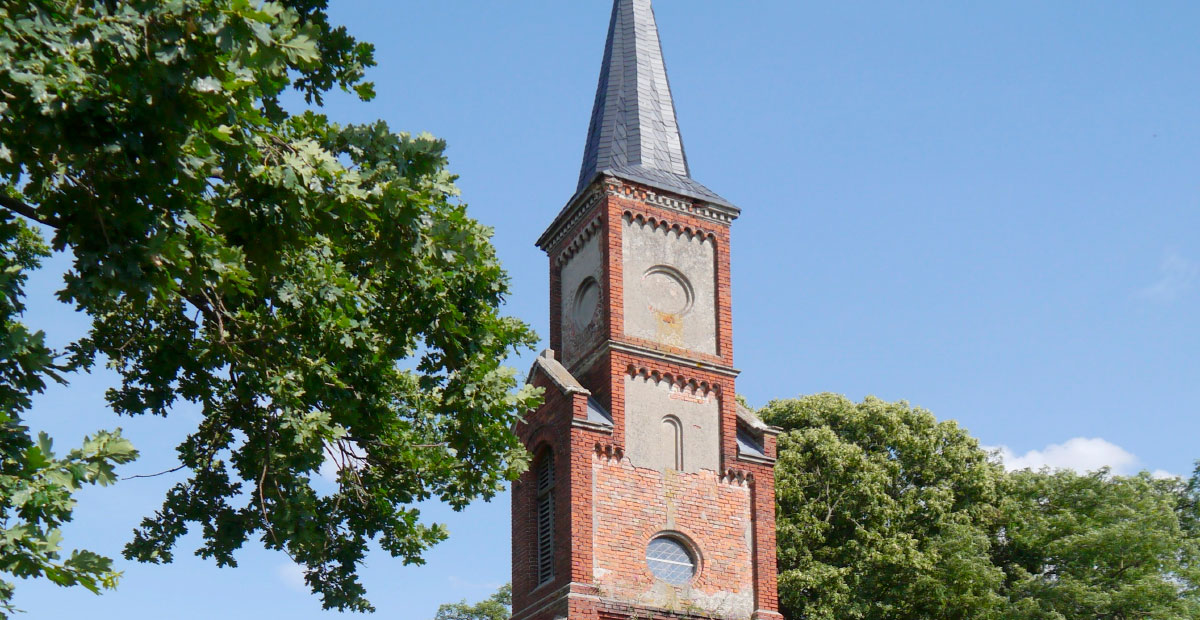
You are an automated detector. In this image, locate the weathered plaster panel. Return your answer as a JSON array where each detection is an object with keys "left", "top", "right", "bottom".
[
  {"left": 624, "top": 374, "right": 719, "bottom": 474},
  {"left": 592, "top": 456, "right": 755, "bottom": 619},
  {"left": 622, "top": 217, "right": 717, "bottom": 355},
  {"left": 560, "top": 232, "right": 605, "bottom": 367}
]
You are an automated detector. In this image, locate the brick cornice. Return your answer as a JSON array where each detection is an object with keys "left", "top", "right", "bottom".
[
  {"left": 620, "top": 208, "right": 722, "bottom": 243},
  {"left": 609, "top": 177, "right": 740, "bottom": 225},
  {"left": 609, "top": 341, "right": 740, "bottom": 378},
  {"left": 720, "top": 468, "right": 756, "bottom": 485},
  {"left": 538, "top": 184, "right": 607, "bottom": 253},
  {"left": 537, "top": 175, "right": 737, "bottom": 254},
  {"left": 510, "top": 582, "right": 587, "bottom": 620},
  {"left": 555, "top": 215, "right": 605, "bottom": 267},
  {"left": 592, "top": 441, "right": 624, "bottom": 462},
  {"left": 565, "top": 340, "right": 740, "bottom": 385},
  {"left": 625, "top": 364, "right": 723, "bottom": 396},
  {"left": 594, "top": 598, "right": 742, "bottom": 620}
]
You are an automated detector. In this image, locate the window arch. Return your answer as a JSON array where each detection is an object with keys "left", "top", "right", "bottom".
[
  {"left": 663, "top": 415, "right": 683, "bottom": 471},
  {"left": 534, "top": 448, "right": 555, "bottom": 586}
]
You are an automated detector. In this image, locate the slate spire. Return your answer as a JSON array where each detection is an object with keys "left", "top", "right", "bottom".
[{"left": 577, "top": 0, "right": 732, "bottom": 207}]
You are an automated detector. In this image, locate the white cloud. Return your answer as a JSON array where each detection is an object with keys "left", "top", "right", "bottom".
[
  {"left": 1138, "top": 249, "right": 1199, "bottom": 303},
  {"left": 987, "top": 437, "right": 1140, "bottom": 475},
  {"left": 277, "top": 562, "right": 308, "bottom": 593}
]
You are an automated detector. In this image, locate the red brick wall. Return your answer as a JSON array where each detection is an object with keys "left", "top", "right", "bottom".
[
  {"left": 517, "top": 175, "right": 780, "bottom": 620},
  {"left": 605, "top": 180, "right": 736, "bottom": 368},
  {"left": 747, "top": 462, "right": 780, "bottom": 617},
  {"left": 591, "top": 453, "right": 755, "bottom": 615},
  {"left": 512, "top": 371, "right": 574, "bottom": 613},
  {"left": 548, "top": 177, "right": 738, "bottom": 374}
]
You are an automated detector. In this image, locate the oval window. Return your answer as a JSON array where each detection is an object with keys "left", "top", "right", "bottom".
[{"left": 645, "top": 536, "right": 696, "bottom": 585}]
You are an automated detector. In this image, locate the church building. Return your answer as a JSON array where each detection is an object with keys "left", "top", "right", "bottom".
[{"left": 511, "top": 1, "right": 782, "bottom": 619}]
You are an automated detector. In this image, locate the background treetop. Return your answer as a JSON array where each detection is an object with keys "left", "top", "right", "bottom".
[{"left": 764, "top": 393, "right": 1200, "bottom": 620}]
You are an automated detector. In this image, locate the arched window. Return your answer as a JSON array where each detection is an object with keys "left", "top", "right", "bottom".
[
  {"left": 663, "top": 416, "right": 683, "bottom": 471},
  {"left": 534, "top": 448, "right": 555, "bottom": 586}
]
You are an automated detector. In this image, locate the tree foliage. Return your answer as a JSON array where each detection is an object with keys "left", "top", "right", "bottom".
[
  {"left": 433, "top": 583, "right": 511, "bottom": 620},
  {"left": 763, "top": 393, "right": 1005, "bottom": 619},
  {"left": 0, "top": 213, "right": 139, "bottom": 617},
  {"left": 762, "top": 393, "right": 1200, "bottom": 620},
  {"left": 994, "top": 469, "right": 1200, "bottom": 619},
  {"left": 0, "top": 0, "right": 539, "bottom": 612}
]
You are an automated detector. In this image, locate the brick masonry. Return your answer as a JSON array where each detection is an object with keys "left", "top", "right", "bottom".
[
  {"left": 512, "top": 175, "right": 781, "bottom": 620},
  {"left": 591, "top": 453, "right": 754, "bottom": 617}
]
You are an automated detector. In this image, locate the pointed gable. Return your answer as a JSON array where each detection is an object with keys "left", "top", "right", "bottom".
[{"left": 526, "top": 350, "right": 613, "bottom": 429}]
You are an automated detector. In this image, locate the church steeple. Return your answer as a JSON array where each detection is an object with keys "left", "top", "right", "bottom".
[
  {"left": 512, "top": 4, "right": 782, "bottom": 620},
  {"left": 577, "top": 0, "right": 734, "bottom": 208}
]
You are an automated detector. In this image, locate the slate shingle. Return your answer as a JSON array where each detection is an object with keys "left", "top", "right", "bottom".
[{"left": 577, "top": 0, "right": 734, "bottom": 209}]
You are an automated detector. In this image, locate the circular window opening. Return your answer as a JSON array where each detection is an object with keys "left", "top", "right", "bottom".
[{"left": 646, "top": 536, "right": 696, "bottom": 585}]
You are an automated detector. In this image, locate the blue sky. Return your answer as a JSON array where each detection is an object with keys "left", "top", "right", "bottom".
[{"left": 12, "top": 1, "right": 1200, "bottom": 617}]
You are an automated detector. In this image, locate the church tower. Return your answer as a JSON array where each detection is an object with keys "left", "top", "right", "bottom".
[{"left": 512, "top": 2, "right": 782, "bottom": 620}]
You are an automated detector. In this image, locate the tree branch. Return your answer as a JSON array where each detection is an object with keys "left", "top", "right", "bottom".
[
  {"left": 122, "top": 464, "right": 187, "bottom": 481},
  {"left": 0, "top": 194, "right": 63, "bottom": 228}
]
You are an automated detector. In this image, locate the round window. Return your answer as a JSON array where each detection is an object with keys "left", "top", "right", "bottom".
[{"left": 645, "top": 536, "right": 696, "bottom": 585}]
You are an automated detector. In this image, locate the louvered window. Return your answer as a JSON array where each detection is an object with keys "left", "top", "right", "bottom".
[{"left": 535, "top": 450, "right": 555, "bottom": 586}]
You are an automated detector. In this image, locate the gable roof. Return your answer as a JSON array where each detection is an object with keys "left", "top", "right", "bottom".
[
  {"left": 526, "top": 350, "right": 614, "bottom": 429},
  {"left": 528, "top": 349, "right": 589, "bottom": 396}
]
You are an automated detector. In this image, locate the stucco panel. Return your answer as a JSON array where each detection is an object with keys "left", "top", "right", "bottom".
[
  {"left": 560, "top": 233, "right": 605, "bottom": 367},
  {"left": 624, "top": 374, "right": 719, "bottom": 474},
  {"left": 621, "top": 217, "right": 717, "bottom": 355}
]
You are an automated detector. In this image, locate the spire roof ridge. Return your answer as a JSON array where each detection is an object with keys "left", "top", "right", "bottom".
[{"left": 577, "top": 0, "right": 733, "bottom": 208}]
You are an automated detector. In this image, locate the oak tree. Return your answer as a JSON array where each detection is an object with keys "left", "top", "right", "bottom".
[
  {"left": 0, "top": 0, "right": 539, "bottom": 613},
  {"left": 0, "top": 216, "right": 138, "bottom": 615}
]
